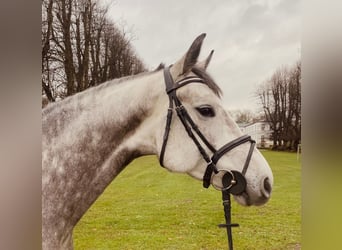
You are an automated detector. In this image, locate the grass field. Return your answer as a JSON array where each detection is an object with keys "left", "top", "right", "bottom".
[{"left": 74, "top": 150, "right": 301, "bottom": 249}]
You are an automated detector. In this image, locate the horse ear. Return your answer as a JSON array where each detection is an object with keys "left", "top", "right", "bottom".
[
  {"left": 196, "top": 50, "right": 214, "bottom": 70},
  {"left": 170, "top": 33, "right": 206, "bottom": 77}
]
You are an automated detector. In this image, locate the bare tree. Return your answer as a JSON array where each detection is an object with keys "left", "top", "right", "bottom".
[
  {"left": 256, "top": 62, "right": 301, "bottom": 151},
  {"left": 288, "top": 61, "right": 301, "bottom": 150},
  {"left": 229, "top": 109, "right": 255, "bottom": 124},
  {"left": 55, "top": 0, "right": 76, "bottom": 96},
  {"left": 42, "top": 0, "right": 146, "bottom": 102},
  {"left": 42, "top": 0, "right": 55, "bottom": 102}
]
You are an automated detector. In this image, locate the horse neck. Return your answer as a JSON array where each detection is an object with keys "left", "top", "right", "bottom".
[
  {"left": 44, "top": 70, "right": 164, "bottom": 157},
  {"left": 42, "top": 70, "right": 165, "bottom": 233},
  {"left": 90, "top": 72, "right": 163, "bottom": 154}
]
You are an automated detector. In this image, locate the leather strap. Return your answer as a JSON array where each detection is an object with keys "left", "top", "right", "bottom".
[
  {"left": 160, "top": 67, "right": 215, "bottom": 167},
  {"left": 160, "top": 66, "right": 255, "bottom": 191},
  {"left": 159, "top": 68, "right": 175, "bottom": 167},
  {"left": 202, "top": 135, "right": 255, "bottom": 189},
  {"left": 212, "top": 135, "right": 253, "bottom": 165}
]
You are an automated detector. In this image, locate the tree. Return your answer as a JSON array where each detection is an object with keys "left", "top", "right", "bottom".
[
  {"left": 288, "top": 61, "right": 301, "bottom": 150},
  {"left": 42, "top": 0, "right": 55, "bottom": 102},
  {"left": 228, "top": 109, "right": 255, "bottom": 124},
  {"left": 256, "top": 62, "right": 301, "bottom": 151},
  {"left": 41, "top": 0, "right": 146, "bottom": 103}
]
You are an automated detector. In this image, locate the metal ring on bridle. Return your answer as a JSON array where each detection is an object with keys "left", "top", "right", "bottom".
[{"left": 211, "top": 170, "right": 236, "bottom": 191}]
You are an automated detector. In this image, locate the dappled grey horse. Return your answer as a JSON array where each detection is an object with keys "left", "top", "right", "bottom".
[{"left": 42, "top": 34, "right": 273, "bottom": 249}]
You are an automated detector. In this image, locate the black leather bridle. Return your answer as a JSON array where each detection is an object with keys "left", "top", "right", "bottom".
[
  {"left": 159, "top": 66, "right": 257, "bottom": 249},
  {"left": 159, "top": 66, "right": 256, "bottom": 193}
]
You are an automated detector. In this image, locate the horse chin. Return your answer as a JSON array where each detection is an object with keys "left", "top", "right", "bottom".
[
  {"left": 233, "top": 192, "right": 252, "bottom": 206},
  {"left": 233, "top": 191, "right": 270, "bottom": 207},
  {"left": 187, "top": 170, "right": 205, "bottom": 181}
]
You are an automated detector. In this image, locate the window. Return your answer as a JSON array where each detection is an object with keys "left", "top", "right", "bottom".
[{"left": 261, "top": 123, "right": 265, "bottom": 131}]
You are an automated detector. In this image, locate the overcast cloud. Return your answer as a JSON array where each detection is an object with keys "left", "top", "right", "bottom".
[{"left": 104, "top": 0, "right": 300, "bottom": 111}]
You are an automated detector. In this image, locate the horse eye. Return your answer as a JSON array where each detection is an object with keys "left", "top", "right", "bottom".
[{"left": 196, "top": 105, "right": 215, "bottom": 117}]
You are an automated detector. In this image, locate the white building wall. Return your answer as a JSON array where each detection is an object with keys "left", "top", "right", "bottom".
[{"left": 238, "top": 122, "right": 273, "bottom": 148}]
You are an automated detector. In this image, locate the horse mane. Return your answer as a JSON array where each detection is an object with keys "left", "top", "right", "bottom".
[
  {"left": 154, "top": 63, "right": 165, "bottom": 71},
  {"left": 96, "top": 64, "right": 170, "bottom": 91},
  {"left": 42, "top": 70, "right": 153, "bottom": 114},
  {"left": 98, "top": 63, "right": 222, "bottom": 98},
  {"left": 96, "top": 70, "right": 151, "bottom": 90},
  {"left": 43, "top": 63, "right": 222, "bottom": 115}
]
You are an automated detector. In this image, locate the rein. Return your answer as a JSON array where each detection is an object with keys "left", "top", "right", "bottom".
[{"left": 159, "top": 66, "right": 256, "bottom": 249}]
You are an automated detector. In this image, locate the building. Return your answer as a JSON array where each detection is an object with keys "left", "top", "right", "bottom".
[{"left": 238, "top": 121, "right": 273, "bottom": 149}]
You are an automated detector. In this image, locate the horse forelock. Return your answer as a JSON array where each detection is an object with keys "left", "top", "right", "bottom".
[
  {"left": 191, "top": 66, "right": 222, "bottom": 98},
  {"left": 154, "top": 63, "right": 222, "bottom": 98}
]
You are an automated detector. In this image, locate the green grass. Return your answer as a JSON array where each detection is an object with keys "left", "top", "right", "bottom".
[{"left": 74, "top": 150, "right": 301, "bottom": 249}]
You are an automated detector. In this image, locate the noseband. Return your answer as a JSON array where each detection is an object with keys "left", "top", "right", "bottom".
[{"left": 159, "top": 66, "right": 256, "bottom": 192}]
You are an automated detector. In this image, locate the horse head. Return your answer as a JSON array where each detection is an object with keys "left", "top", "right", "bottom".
[{"left": 155, "top": 34, "right": 273, "bottom": 206}]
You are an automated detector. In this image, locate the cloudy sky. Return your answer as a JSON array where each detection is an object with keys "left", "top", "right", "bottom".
[{"left": 104, "top": 0, "right": 300, "bottom": 111}]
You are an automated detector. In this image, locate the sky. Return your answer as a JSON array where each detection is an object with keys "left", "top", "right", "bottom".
[{"left": 104, "top": 0, "right": 300, "bottom": 111}]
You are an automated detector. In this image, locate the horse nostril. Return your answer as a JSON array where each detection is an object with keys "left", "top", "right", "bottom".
[{"left": 261, "top": 177, "right": 272, "bottom": 198}]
